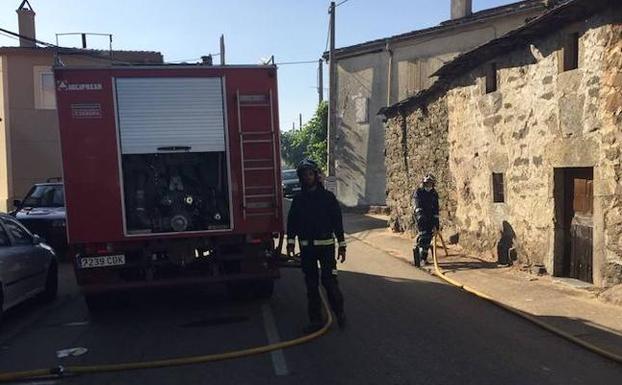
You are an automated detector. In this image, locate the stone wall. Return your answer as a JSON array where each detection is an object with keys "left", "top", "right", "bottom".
[
  {"left": 383, "top": 8, "right": 622, "bottom": 286},
  {"left": 384, "top": 96, "right": 458, "bottom": 237},
  {"left": 446, "top": 10, "right": 622, "bottom": 285},
  {"left": 599, "top": 20, "right": 622, "bottom": 286}
]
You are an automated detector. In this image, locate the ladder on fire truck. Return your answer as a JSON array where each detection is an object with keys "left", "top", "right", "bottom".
[{"left": 236, "top": 89, "right": 280, "bottom": 220}]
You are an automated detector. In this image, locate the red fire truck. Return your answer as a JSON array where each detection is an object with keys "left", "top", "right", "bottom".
[{"left": 54, "top": 64, "right": 284, "bottom": 310}]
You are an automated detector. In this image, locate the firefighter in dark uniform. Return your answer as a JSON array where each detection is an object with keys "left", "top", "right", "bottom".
[
  {"left": 413, "top": 174, "right": 440, "bottom": 267},
  {"left": 287, "top": 159, "right": 347, "bottom": 333}
]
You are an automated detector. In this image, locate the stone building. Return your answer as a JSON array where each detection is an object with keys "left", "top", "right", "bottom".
[
  {"left": 0, "top": 1, "right": 162, "bottom": 210},
  {"left": 380, "top": 0, "right": 621, "bottom": 287},
  {"left": 328, "top": 0, "right": 549, "bottom": 207}
]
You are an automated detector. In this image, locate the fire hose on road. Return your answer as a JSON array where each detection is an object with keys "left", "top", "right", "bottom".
[
  {"left": 2, "top": 235, "right": 620, "bottom": 382},
  {"left": 431, "top": 232, "right": 622, "bottom": 365},
  {"left": 0, "top": 257, "right": 332, "bottom": 383}
]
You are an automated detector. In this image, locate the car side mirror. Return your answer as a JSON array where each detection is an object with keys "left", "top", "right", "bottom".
[
  {"left": 13, "top": 199, "right": 22, "bottom": 208},
  {"left": 33, "top": 234, "right": 42, "bottom": 245}
]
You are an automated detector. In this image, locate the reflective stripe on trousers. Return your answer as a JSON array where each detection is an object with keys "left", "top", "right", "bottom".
[{"left": 299, "top": 239, "right": 335, "bottom": 247}]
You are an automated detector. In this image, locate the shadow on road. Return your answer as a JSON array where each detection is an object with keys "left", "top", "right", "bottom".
[
  {"left": 343, "top": 213, "right": 387, "bottom": 234},
  {"left": 1, "top": 264, "right": 621, "bottom": 385},
  {"left": 437, "top": 260, "right": 500, "bottom": 272}
]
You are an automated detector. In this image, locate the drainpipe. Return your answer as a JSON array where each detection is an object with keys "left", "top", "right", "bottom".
[{"left": 385, "top": 40, "right": 393, "bottom": 107}]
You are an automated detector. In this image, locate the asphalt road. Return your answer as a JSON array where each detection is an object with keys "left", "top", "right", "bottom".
[{"left": 1, "top": 232, "right": 621, "bottom": 384}]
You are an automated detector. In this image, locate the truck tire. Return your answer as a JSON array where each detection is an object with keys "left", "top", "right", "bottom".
[
  {"left": 84, "top": 294, "right": 109, "bottom": 314},
  {"left": 39, "top": 261, "right": 58, "bottom": 303},
  {"left": 227, "top": 280, "right": 274, "bottom": 301},
  {"left": 227, "top": 282, "right": 254, "bottom": 301},
  {"left": 253, "top": 279, "right": 275, "bottom": 300}
]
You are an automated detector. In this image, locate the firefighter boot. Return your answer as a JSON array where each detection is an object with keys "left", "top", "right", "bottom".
[
  {"left": 420, "top": 247, "right": 429, "bottom": 266},
  {"left": 413, "top": 248, "right": 421, "bottom": 267}
]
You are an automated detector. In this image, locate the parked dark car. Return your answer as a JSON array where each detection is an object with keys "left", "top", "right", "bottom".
[
  {"left": 11, "top": 182, "right": 67, "bottom": 256},
  {"left": 282, "top": 169, "right": 301, "bottom": 197}
]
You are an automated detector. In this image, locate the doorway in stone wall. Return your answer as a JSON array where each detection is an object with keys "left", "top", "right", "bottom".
[{"left": 554, "top": 167, "right": 594, "bottom": 283}]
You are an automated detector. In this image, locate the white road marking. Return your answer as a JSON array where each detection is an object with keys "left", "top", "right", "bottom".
[{"left": 261, "top": 304, "right": 289, "bottom": 376}]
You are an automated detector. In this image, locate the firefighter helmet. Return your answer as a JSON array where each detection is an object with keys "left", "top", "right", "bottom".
[
  {"left": 296, "top": 158, "right": 320, "bottom": 178},
  {"left": 422, "top": 174, "right": 436, "bottom": 184}
]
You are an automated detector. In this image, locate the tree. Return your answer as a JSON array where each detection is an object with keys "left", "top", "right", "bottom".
[{"left": 281, "top": 101, "right": 328, "bottom": 172}]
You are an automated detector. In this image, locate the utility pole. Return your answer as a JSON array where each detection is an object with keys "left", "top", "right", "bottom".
[
  {"left": 299, "top": 113, "right": 303, "bottom": 129},
  {"left": 327, "top": 1, "right": 336, "bottom": 177},
  {"left": 220, "top": 34, "right": 226, "bottom": 65},
  {"left": 318, "top": 58, "right": 324, "bottom": 104},
  {"left": 292, "top": 122, "right": 295, "bottom": 130}
]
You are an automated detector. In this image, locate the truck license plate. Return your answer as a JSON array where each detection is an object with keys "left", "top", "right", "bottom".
[{"left": 80, "top": 255, "right": 125, "bottom": 269}]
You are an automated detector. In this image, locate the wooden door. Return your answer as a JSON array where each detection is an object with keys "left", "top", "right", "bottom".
[{"left": 567, "top": 171, "right": 593, "bottom": 283}]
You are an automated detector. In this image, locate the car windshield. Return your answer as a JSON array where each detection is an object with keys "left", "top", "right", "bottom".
[
  {"left": 22, "top": 185, "right": 65, "bottom": 208},
  {"left": 282, "top": 170, "right": 297, "bottom": 180}
]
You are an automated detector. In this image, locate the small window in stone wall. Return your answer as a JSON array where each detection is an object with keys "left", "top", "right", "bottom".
[
  {"left": 561, "top": 32, "right": 580, "bottom": 72},
  {"left": 485, "top": 62, "right": 498, "bottom": 94},
  {"left": 492, "top": 173, "right": 505, "bottom": 203}
]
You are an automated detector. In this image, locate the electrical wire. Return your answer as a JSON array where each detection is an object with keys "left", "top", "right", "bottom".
[
  {"left": 275, "top": 60, "right": 318, "bottom": 65},
  {"left": 0, "top": 25, "right": 133, "bottom": 65},
  {"left": 0, "top": 26, "right": 55, "bottom": 47},
  {"left": 167, "top": 58, "right": 201, "bottom": 63},
  {"left": 336, "top": 0, "right": 351, "bottom": 7},
  {"left": 0, "top": 31, "right": 20, "bottom": 42}
]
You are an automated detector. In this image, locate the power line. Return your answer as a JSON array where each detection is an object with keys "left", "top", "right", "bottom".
[
  {"left": 275, "top": 60, "right": 318, "bottom": 65},
  {"left": 0, "top": 25, "right": 136, "bottom": 65},
  {"left": 167, "top": 57, "right": 201, "bottom": 63},
  {"left": 336, "top": 0, "right": 351, "bottom": 7},
  {"left": 0, "top": 31, "right": 20, "bottom": 42},
  {"left": 0, "top": 26, "right": 55, "bottom": 47}
]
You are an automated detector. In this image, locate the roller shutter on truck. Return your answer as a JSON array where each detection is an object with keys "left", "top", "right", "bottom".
[
  {"left": 114, "top": 77, "right": 231, "bottom": 236},
  {"left": 115, "top": 77, "right": 226, "bottom": 154}
]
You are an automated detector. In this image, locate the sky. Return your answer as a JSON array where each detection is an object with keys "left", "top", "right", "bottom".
[{"left": 0, "top": 0, "right": 517, "bottom": 131}]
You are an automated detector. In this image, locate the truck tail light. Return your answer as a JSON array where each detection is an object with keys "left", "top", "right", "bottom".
[{"left": 85, "top": 243, "right": 114, "bottom": 255}]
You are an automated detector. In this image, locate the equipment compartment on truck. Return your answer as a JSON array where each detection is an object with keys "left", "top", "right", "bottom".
[
  {"left": 116, "top": 77, "right": 231, "bottom": 235},
  {"left": 54, "top": 65, "right": 284, "bottom": 302}
]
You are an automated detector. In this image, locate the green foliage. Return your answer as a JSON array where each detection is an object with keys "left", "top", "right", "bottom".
[{"left": 280, "top": 101, "right": 328, "bottom": 172}]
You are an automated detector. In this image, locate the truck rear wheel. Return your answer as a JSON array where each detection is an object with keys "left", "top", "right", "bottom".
[
  {"left": 84, "top": 294, "right": 109, "bottom": 314},
  {"left": 254, "top": 279, "right": 274, "bottom": 299}
]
